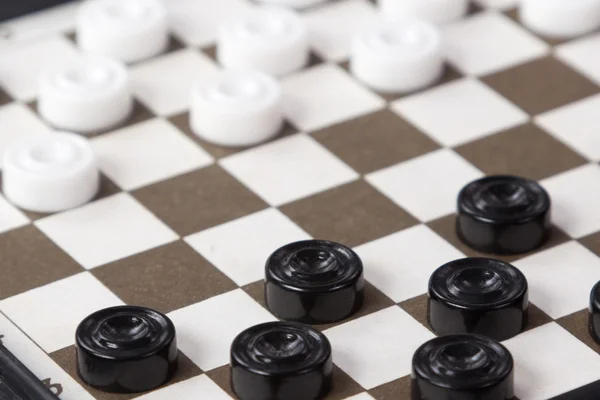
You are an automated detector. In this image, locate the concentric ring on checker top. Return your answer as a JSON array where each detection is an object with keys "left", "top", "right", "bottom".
[
  {"left": 429, "top": 258, "right": 527, "bottom": 310},
  {"left": 231, "top": 321, "right": 331, "bottom": 375},
  {"left": 458, "top": 175, "right": 550, "bottom": 224},
  {"left": 76, "top": 306, "right": 175, "bottom": 360},
  {"left": 266, "top": 240, "right": 363, "bottom": 292},
  {"left": 412, "top": 334, "right": 514, "bottom": 391}
]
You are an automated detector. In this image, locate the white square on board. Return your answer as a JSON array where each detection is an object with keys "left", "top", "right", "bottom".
[
  {"left": 355, "top": 225, "right": 464, "bottom": 303},
  {"left": 504, "top": 323, "right": 600, "bottom": 400},
  {"left": 281, "top": 64, "right": 385, "bottom": 132},
  {"left": 136, "top": 375, "right": 233, "bottom": 400},
  {"left": 442, "top": 11, "right": 549, "bottom": 76},
  {"left": 324, "top": 306, "right": 435, "bottom": 389},
  {"left": 35, "top": 193, "right": 178, "bottom": 269},
  {"left": 0, "top": 272, "right": 123, "bottom": 353},
  {"left": 166, "top": 0, "right": 254, "bottom": 47},
  {"left": 541, "top": 164, "right": 600, "bottom": 238},
  {"left": 220, "top": 134, "right": 358, "bottom": 206},
  {"left": 535, "top": 93, "right": 600, "bottom": 162},
  {"left": 366, "top": 149, "right": 483, "bottom": 222},
  {"left": 130, "top": 49, "right": 220, "bottom": 116},
  {"left": 91, "top": 118, "right": 213, "bottom": 190},
  {"left": 513, "top": 241, "right": 600, "bottom": 319},
  {"left": 0, "top": 36, "right": 81, "bottom": 101},
  {"left": 391, "top": 78, "right": 528, "bottom": 147},
  {"left": 345, "top": 394, "right": 375, "bottom": 400},
  {"left": 0, "top": 194, "right": 29, "bottom": 234},
  {"left": 303, "top": 0, "right": 378, "bottom": 62},
  {"left": 168, "top": 289, "right": 276, "bottom": 371},
  {"left": 555, "top": 32, "right": 600, "bottom": 86},
  {"left": 0, "top": 103, "right": 51, "bottom": 166},
  {"left": 185, "top": 208, "right": 311, "bottom": 286},
  {"left": 0, "top": 313, "right": 95, "bottom": 400}
]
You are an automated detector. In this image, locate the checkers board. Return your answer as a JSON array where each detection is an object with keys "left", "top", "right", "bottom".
[{"left": 0, "top": 0, "right": 600, "bottom": 399}]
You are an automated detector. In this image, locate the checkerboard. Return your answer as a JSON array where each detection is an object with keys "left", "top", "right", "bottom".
[{"left": 1, "top": 0, "right": 600, "bottom": 399}]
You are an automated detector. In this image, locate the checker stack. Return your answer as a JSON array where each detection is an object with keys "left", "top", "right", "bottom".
[{"left": 1, "top": 0, "right": 600, "bottom": 399}]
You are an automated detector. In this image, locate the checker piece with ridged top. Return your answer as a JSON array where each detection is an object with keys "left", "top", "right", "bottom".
[
  {"left": 412, "top": 334, "right": 514, "bottom": 400},
  {"left": 75, "top": 306, "right": 178, "bottom": 394},
  {"left": 230, "top": 321, "right": 332, "bottom": 400},
  {"left": 428, "top": 257, "right": 528, "bottom": 341},
  {"left": 457, "top": 175, "right": 551, "bottom": 255},
  {"left": 265, "top": 240, "right": 364, "bottom": 324}
]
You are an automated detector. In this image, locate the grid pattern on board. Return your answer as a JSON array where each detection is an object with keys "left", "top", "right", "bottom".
[{"left": 1, "top": 0, "right": 600, "bottom": 399}]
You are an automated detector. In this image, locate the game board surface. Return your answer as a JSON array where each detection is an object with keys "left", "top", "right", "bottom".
[{"left": 1, "top": 0, "right": 600, "bottom": 399}]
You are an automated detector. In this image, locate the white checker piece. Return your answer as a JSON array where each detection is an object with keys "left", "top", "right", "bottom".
[
  {"left": 0, "top": 313, "right": 94, "bottom": 400},
  {"left": 541, "top": 164, "right": 600, "bottom": 238},
  {"left": 186, "top": 208, "right": 311, "bottom": 286},
  {"left": 168, "top": 289, "right": 276, "bottom": 371},
  {"left": 355, "top": 225, "right": 465, "bottom": 303},
  {"left": 536, "top": 93, "right": 600, "bottom": 162},
  {"left": 0, "top": 272, "right": 124, "bottom": 353},
  {"left": 324, "top": 306, "right": 435, "bottom": 390},
  {"left": 35, "top": 193, "right": 178, "bottom": 269},
  {"left": 504, "top": 323, "right": 600, "bottom": 400},
  {"left": 129, "top": 49, "right": 220, "bottom": 116},
  {"left": 442, "top": 11, "right": 549, "bottom": 76},
  {"left": 303, "top": 0, "right": 379, "bottom": 62},
  {"left": 0, "top": 36, "right": 82, "bottom": 101},
  {"left": 220, "top": 133, "right": 359, "bottom": 206},
  {"left": 391, "top": 78, "right": 528, "bottom": 147},
  {"left": 281, "top": 64, "right": 385, "bottom": 132},
  {"left": 91, "top": 118, "right": 213, "bottom": 190},
  {"left": 513, "top": 241, "right": 600, "bottom": 319},
  {"left": 366, "top": 148, "right": 483, "bottom": 222}
]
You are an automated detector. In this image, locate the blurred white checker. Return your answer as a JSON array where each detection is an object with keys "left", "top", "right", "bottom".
[
  {"left": 0, "top": 194, "right": 29, "bottom": 234},
  {"left": 0, "top": 103, "right": 51, "bottom": 166},
  {"left": 442, "top": 11, "right": 549, "bottom": 76},
  {"left": 130, "top": 49, "right": 220, "bottom": 116},
  {"left": 166, "top": 0, "right": 254, "bottom": 47},
  {"left": 91, "top": 118, "right": 213, "bottom": 190},
  {"left": 366, "top": 149, "right": 483, "bottom": 222},
  {"left": 513, "top": 241, "right": 600, "bottom": 319},
  {"left": 0, "top": 272, "right": 123, "bottom": 353},
  {"left": 220, "top": 133, "right": 359, "bottom": 206},
  {"left": 504, "top": 323, "right": 600, "bottom": 400},
  {"left": 0, "top": 313, "right": 95, "bottom": 400},
  {"left": 555, "top": 32, "right": 600, "bottom": 86},
  {"left": 324, "top": 306, "right": 435, "bottom": 389},
  {"left": 185, "top": 208, "right": 311, "bottom": 286},
  {"left": 0, "top": 35, "right": 81, "bottom": 101},
  {"left": 541, "top": 164, "right": 600, "bottom": 238},
  {"left": 168, "top": 289, "right": 276, "bottom": 371},
  {"left": 303, "top": 0, "right": 378, "bottom": 62},
  {"left": 535, "top": 93, "right": 600, "bottom": 162},
  {"left": 355, "top": 225, "right": 464, "bottom": 302},
  {"left": 391, "top": 78, "right": 528, "bottom": 147},
  {"left": 136, "top": 375, "right": 233, "bottom": 399},
  {"left": 282, "top": 64, "right": 385, "bottom": 132},
  {"left": 35, "top": 193, "right": 178, "bottom": 269}
]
